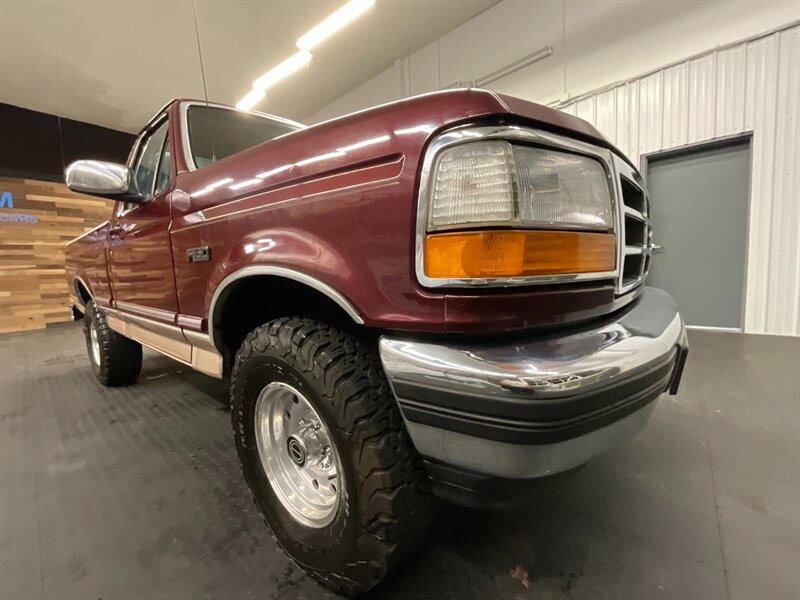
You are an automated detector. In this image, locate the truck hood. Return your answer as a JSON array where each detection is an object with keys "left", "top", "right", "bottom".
[{"left": 177, "top": 89, "right": 631, "bottom": 207}]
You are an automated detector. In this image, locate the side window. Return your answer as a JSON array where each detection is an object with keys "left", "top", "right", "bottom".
[
  {"left": 154, "top": 135, "right": 172, "bottom": 195},
  {"left": 130, "top": 120, "right": 168, "bottom": 199}
]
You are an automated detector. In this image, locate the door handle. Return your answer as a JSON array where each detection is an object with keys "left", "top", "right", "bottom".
[{"left": 651, "top": 244, "right": 664, "bottom": 254}]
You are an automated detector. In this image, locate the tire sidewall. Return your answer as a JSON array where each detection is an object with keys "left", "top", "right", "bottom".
[{"left": 232, "top": 349, "right": 361, "bottom": 572}]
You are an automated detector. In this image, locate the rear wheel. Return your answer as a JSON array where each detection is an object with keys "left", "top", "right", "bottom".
[
  {"left": 230, "top": 317, "right": 431, "bottom": 595},
  {"left": 83, "top": 300, "right": 142, "bottom": 386}
]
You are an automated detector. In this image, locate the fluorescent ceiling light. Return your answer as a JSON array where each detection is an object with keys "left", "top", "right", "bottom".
[
  {"left": 253, "top": 50, "right": 312, "bottom": 90},
  {"left": 296, "top": 0, "right": 375, "bottom": 51},
  {"left": 236, "top": 88, "right": 265, "bottom": 110}
]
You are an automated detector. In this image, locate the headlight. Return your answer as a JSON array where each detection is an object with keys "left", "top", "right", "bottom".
[
  {"left": 422, "top": 139, "right": 617, "bottom": 283},
  {"left": 513, "top": 145, "right": 613, "bottom": 229},
  {"left": 430, "top": 141, "right": 516, "bottom": 228},
  {"left": 428, "top": 141, "right": 613, "bottom": 231}
]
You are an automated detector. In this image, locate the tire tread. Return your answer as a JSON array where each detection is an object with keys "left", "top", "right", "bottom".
[
  {"left": 230, "top": 317, "right": 431, "bottom": 596},
  {"left": 84, "top": 300, "right": 142, "bottom": 386}
]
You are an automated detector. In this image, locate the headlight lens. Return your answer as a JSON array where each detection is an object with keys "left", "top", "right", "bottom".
[
  {"left": 428, "top": 141, "right": 613, "bottom": 231},
  {"left": 514, "top": 145, "right": 612, "bottom": 228},
  {"left": 430, "top": 141, "right": 516, "bottom": 228}
]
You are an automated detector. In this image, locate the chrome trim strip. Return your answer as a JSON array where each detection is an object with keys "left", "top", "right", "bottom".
[
  {"left": 114, "top": 114, "right": 169, "bottom": 219},
  {"left": 685, "top": 325, "right": 742, "bottom": 333},
  {"left": 613, "top": 155, "right": 652, "bottom": 295},
  {"left": 66, "top": 221, "right": 109, "bottom": 246},
  {"left": 414, "top": 124, "right": 620, "bottom": 289},
  {"left": 379, "top": 286, "right": 685, "bottom": 400},
  {"left": 115, "top": 301, "right": 175, "bottom": 323},
  {"left": 109, "top": 307, "right": 183, "bottom": 336},
  {"left": 208, "top": 265, "right": 365, "bottom": 352},
  {"left": 127, "top": 114, "right": 168, "bottom": 171},
  {"left": 623, "top": 206, "right": 646, "bottom": 221},
  {"left": 179, "top": 101, "right": 304, "bottom": 172}
]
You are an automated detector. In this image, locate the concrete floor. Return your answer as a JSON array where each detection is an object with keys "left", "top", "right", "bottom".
[{"left": 0, "top": 323, "right": 798, "bottom": 600}]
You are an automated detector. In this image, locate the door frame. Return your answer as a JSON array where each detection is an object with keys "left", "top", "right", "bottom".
[{"left": 639, "top": 132, "right": 754, "bottom": 333}]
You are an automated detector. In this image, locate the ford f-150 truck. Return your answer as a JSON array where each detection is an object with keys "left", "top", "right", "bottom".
[{"left": 64, "top": 90, "right": 687, "bottom": 595}]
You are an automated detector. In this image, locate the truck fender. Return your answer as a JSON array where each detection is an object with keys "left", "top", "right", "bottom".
[
  {"left": 205, "top": 228, "right": 366, "bottom": 351},
  {"left": 72, "top": 274, "right": 94, "bottom": 308}
]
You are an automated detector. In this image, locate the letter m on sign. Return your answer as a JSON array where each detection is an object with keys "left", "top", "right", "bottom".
[{"left": 0, "top": 192, "right": 13, "bottom": 208}]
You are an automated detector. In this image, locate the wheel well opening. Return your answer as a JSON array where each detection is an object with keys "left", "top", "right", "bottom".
[
  {"left": 74, "top": 279, "right": 92, "bottom": 305},
  {"left": 213, "top": 276, "right": 364, "bottom": 365}
]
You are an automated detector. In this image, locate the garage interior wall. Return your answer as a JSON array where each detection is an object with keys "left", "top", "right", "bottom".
[
  {"left": 553, "top": 25, "right": 799, "bottom": 337},
  {"left": 0, "top": 177, "right": 112, "bottom": 333},
  {"left": 305, "top": 2, "right": 799, "bottom": 337}
]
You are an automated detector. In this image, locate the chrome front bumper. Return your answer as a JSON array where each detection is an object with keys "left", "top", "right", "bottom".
[{"left": 379, "top": 287, "right": 687, "bottom": 481}]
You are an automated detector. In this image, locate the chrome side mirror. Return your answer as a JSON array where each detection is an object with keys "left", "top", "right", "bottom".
[{"left": 65, "top": 160, "right": 141, "bottom": 201}]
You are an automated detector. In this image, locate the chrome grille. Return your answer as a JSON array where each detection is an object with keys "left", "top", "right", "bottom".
[{"left": 613, "top": 156, "right": 652, "bottom": 294}]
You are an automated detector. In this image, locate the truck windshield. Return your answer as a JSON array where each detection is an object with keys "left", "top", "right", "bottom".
[{"left": 186, "top": 105, "right": 301, "bottom": 169}]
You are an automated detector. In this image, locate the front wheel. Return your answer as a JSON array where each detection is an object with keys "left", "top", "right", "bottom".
[{"left": 230, "top": 317, "right": 431, "bottom": 595}]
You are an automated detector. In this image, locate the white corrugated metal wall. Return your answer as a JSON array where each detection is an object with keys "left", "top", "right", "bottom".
[{"left": 554, "top": 24, "right": 799, "bottom": 336}]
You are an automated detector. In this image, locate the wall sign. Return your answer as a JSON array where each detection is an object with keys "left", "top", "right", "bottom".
[
  {"left": 0, "top": 176, "right": 113, "bottom": 334},
  {"left": 0, "top": 191, "right": 39, "bottom": 223}
]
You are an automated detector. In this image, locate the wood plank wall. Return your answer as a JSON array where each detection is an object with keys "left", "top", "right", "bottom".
[{"left": 0, "top": 176, "right": 113, "bottom": 334}]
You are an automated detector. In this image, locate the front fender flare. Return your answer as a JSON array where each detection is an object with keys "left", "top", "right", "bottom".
[{"left": 205, "top": 229, "right": 367, "bottom": 353}]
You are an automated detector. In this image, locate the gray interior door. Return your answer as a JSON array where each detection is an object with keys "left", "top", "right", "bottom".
[{"left": 646, "top": 140, "right": 751, "bottom": 329}]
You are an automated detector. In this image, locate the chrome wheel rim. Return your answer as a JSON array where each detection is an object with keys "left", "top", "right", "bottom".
[
  {"left": 90, "top": 321, "right": 101, "bottom": 365},
  {"left": 254, "top": 382, "right": 342, "bottom": 528}
]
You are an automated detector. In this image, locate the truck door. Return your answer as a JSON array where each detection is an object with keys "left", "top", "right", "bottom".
[{"left": 107, "top": 117, "right": 179, "bottom": 324}]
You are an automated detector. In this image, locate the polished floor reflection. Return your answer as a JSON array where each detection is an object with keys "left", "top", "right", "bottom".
[{"left": 1, "top": 325, "right": 798, "bottom": 599}]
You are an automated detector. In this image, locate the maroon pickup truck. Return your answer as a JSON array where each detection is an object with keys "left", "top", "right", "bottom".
[{"left": 65, "top": 90, "right": 687, "bottom": 595}]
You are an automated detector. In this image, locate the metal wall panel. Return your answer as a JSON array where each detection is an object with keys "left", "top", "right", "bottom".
[
  {"left": 638, "top": 72, "right": 663, "bottom": 155},
  {"left": 743, "top": 34, "right": 779, "bottom": 333},
  {"left": 769, "top": 28, "right": 799, "bottom": 335},
  {"left": 688, "top": 54, "right": 717, "bottom": 144},
  {"left": 594, "top": 89, "right": 617, "bottom": 145},
  {"left": 555, "top": 24, "right": 800, "bottom": 335},
  {"left": 575, "top": 97, "right": 596, "bottom": 125},
  {"left": 662, "top": 64, "right": 689, "bottom": 149},
  {"left": 715, "top": 46, "right": 746, "bottom": 136}
]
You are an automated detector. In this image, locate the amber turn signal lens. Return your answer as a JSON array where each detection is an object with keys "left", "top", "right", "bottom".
[{"left": 424, "top": 230, "right": 616, "bottom": 279}]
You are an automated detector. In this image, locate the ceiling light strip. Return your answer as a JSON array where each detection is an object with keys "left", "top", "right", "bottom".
[
  {"left": 253, "top": 50, "right": 313, "bottom": 91},
  {"left": 236, "top": 0, "right": 376, "bottom": 110},
  {"left": 296, "top": 0, "right": 375, "bottom": 51},
  {"left": 236, "top": 88, "right": 266, "bottom": 110}
]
